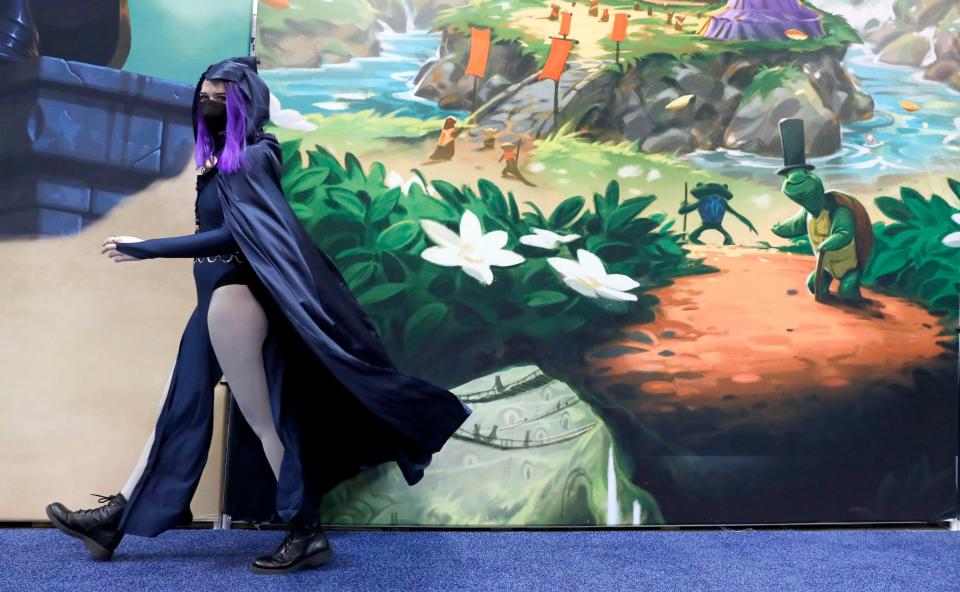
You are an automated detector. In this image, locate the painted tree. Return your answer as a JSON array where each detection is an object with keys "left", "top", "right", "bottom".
[{"left": 700, "top": 0, "right": 825, "bottom": 41}]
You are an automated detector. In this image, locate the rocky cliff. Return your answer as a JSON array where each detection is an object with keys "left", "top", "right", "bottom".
[
  {"left": 415, "top": 30, "right": 874, "bottom": 157},
  {"left": 862, "top": 0, "right": 960, "bottom": 91}
]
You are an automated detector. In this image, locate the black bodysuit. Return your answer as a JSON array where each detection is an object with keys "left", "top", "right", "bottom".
[{"left": 116, "top": 166, "right": 263, "bottom": 303}]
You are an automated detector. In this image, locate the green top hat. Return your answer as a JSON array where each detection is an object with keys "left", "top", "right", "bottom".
[{"left": 777, "top": 118, "right": 816, "bottom": 176}]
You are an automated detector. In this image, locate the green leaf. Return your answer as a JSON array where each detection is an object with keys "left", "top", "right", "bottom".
[
  {"left": 403, "top": 303, "right": 449, "bottom": 350},
  {"left": 868, "top": 249, "right": 909, "bottom": 278},
  {"left": 327, "top": 187, "right": 366, "bottom": 217},
  {"left": 524, "top": 290, "right": 569, "bottom": 307},
  {"left": 508, "top": 192, "right": 520, "bottom": 222},
  {"left": 604, "top": 180, "right": 620, "bottom": 210},
  {"left": 432, "top": 180, "right": 466, "bottom": 210},
  {"left": 523, "top": 201, "right": 547, "bottom": 226},
  {"left": 948, "top": 178, "right": 960, "bottom": 201},
  {"left": 525, "top": 315, "right": 585, "bottom": 339},
  {"left": 367, "top": 187, "right": 402, "bottom": 224},
  {"left": 605, "top": 196, "right": 656, "bottom": 233},
  {"left": 279, "top": 139, "right": 304, "bottom": 177},
  {"left": 478, "top": 179, "right": 508, "bottom": 217},
  {"left": 900, "top": 187, "right": 934, "bottom": 223},
  {"left": 290, "top": 202, "right": 312, "bottom": 220},
  {"left": 655, "top": 237, "right": 684, "bottom": 257},
  {"left": 342, "top": 261, "right": 379, "bottom": 288},
  {"left": 284, "top": 168, "right": 330, "bottom": 197},
  {"left": 874, "top": 196, "right": 914, "bottom": 222},
  {"left": 357, "top": 283, "right": 406, "bottom": 307},
  {"left": 344, "top": 152, "right": 365, "bottom": 181},
  {"left": 619, "top": 218, "right": 660, "bottom": 238},
  {"left": 367, "top": 161, "right": 387, "bottom": 186},
  {"left": 334, "top": 247, "right": 377, "bottom": 261},
  {"left": 549, "top": 196, "right": 585, "bottom": 228},
  {"left": 376, "top": 220, "right": 421, "bottom": 251}
]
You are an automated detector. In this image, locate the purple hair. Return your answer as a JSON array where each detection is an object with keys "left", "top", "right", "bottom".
[{"left": 194, "top": 81, "right": 249, "bottom": 173}]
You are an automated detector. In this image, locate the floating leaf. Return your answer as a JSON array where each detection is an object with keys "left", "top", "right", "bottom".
[
  {"left": 784, "top": 28, "right": 808, "bottom": 40},
  {"left": 899, "top": 100, "right": 920, "bottom": 112},
  {"left": 664, "top": 94, "right": 695, "bottom": 111}
]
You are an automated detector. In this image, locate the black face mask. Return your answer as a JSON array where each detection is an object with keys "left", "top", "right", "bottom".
[{"left": 200, "top": 99, "right": 227, "bottom": 134}]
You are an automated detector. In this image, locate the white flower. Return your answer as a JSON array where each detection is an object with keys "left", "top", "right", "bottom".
[
  {"left": 617, "top": 165, "right": 643, "bottom": 178},
  {"left": 385, "top": 170, "right": 426, "bottom": 194},
  {"left": 547, "top": 249, "right": 640, "bottom": 301},
  {"left": 420, "top": 210, "right": 525, "bottom": 285},
  {"left": 646, "top": 169, "right": 662, "bottom": 181},
  {"left": 943, "top": 213, "right": 960, "bottom": 248},
  {"left": 268, "top": 93, "right": 317, "bottom": 131},
  {"left": 519, "top": 227, "right": 580, "bottom": 250}
]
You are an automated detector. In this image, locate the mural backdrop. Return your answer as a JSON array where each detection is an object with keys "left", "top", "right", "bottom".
[
  {"left": 0, "top": 0, "right": 251, "bottom": 521},
  {"left": 240, "top": 0, "right": 960, "bottom": 526}
]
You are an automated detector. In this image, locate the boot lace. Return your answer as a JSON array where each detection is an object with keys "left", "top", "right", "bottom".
[{"left": 74, "top": 493, "right": 121, "bottom": 517}]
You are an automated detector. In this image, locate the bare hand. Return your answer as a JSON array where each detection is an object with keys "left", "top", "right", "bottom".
[{"left": 102, "top": 236, "right": 144, "bottom": 262}]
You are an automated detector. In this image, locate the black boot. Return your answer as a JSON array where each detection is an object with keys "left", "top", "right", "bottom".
[
  {"left": 250, "top": 513, "right": 334, "bottom": 575},
  {"left": 45, "top": 493, "right": 127, "bottom": 561}
]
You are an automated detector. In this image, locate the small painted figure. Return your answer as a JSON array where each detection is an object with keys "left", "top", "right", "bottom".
[
  {"left": 771, "top": 118, "right": 873, "bottom": 302},
  {"left": 771, "top": 169, "right": 873, "bottom": 302},
  {"left": 481, "top": 127, "right": 498, "bottom": 150},
  {"left": 427, "top": 116, "right": 463, "bottom": 161},
  {"left": 678, "top": 182, "right": 757, "bottom": 245},
  {"left": 499, "top": 141, "right": 537, "bottom": 187}
]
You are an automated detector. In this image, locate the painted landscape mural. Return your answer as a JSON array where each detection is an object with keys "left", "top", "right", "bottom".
[{"left": 246, "top": 0, "right": 960, "bottom": 526}]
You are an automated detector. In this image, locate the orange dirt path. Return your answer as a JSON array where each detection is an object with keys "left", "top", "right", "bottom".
[{"left": 583, "top": 245, "right": 950, "bottom": 421}]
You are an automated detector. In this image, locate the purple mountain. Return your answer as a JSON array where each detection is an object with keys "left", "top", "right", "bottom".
[{"left": 700, "top": 0, "right": 825, "bottom": 41}]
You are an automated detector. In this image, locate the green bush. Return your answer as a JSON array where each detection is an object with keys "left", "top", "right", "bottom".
[
  {"left": 279, "top": 140, "right": 703, "bottom": 376},
  {"left": 864, "top": 180, "right": 960, "bottom": 315}
]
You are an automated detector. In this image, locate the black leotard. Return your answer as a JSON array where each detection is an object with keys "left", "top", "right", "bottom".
[{"left": 116, "top": 166, "right": 262, "bottom": 301}]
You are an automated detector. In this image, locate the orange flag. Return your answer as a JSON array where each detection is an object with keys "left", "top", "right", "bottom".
[
  {"left": 612, "top": 13, "right": 629, "bottom": 42},
  {"left": 465, "top": 27, "right": 491, "bottom": 78},
  {"left": 559, "top": 11, "right": 572, "bottom": 37},
  {"left": 539, "top": 37, "right": 575, "bottom": 81}
]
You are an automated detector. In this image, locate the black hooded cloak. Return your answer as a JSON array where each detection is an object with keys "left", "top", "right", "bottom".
[{"left": 197, "top": 57, "right": 472, "bottom": 518}]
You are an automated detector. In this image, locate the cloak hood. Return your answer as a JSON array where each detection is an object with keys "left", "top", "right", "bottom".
[{"left": 192, "top": 56, "right": 272, "bottom": 146}]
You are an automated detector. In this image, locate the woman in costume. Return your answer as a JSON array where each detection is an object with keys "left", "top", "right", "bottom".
[{"left": 44, "top": 56, "right": 472, "bottom": 575}]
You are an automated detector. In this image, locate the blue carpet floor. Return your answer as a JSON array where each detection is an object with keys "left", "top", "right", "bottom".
[{"left": 4, "top": 528, "right": 959, "bottom": 591}]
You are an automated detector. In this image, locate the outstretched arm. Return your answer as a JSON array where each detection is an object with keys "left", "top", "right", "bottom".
[
  {"left": 678, "top": 202, "right": 699, "bottom": 215},
  {"left": 726, "top": 204, "right": 758, "bottom": 234},
  {"left": 771, "top": 209, "right": 808, "bottom": 239},
  {"left": 818, "top": 207, "right": 855, "bottom": 252},
  {"left": 115, "top": 225, "right": 237, "bottom": 259}
]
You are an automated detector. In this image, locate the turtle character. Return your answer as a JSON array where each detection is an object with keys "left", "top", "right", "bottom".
[
  {"left": 678, "top": 182, "right": 757, "bottom": 245},
  {"left": 771, "top": 118, "right": 874, "bottom": 302}
]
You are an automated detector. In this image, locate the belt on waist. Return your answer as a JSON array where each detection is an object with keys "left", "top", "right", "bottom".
[{"left": 194, "top": 253, "right": 247, "bottom": 264}]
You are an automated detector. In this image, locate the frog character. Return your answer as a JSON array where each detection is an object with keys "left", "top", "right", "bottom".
[
  {"left": 678, "top": 182, "right": 758, "bottom": 245},
  {"left": 771, "top": 118, "right": 874, "bottom": 302}
]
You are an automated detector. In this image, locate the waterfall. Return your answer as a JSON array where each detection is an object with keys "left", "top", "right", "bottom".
[
  {"left": 606, "top": 444, "right": 620, "bottom": 526},
  {"left": 396, "top": 0, "right": 417, "bottom": 33},
  {"left": 632, "top": 500, "right": 642, "bottom": 525}
]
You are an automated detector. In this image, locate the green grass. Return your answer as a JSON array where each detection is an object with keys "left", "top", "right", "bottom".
[
  {"left": 266, "top": 110, "right": 445, "bottom": 156},
  {"left": 741, "top": 65, "right": 806, "bottom": 101},
  {"left": 437, "top": 0, "right": 859, "bottom": 67},
  {"left": 433, "top": 0, "right": 551, "bottom": 56}
]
